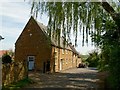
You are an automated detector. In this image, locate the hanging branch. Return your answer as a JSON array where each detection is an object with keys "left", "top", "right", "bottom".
[
  {"left": 102, "top": 0, "right": 120, "bottom": 29},
  {"left": 29, "top": 0, "right": 120, "bottom": 46}
]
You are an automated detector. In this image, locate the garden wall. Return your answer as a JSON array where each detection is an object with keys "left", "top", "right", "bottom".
[{"left": 2, "top": 61, "right": 27, "bottom": 86}]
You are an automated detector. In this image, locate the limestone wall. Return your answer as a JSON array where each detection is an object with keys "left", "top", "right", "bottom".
[{"left": 2, "top": 61, "right": 27, "bottom": 86}]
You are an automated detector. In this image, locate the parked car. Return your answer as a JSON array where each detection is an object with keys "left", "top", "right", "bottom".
[{"left": 78, "top": 63, "right": 88, "bottom": 68}]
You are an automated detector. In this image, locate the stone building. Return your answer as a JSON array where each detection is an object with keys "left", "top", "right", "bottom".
[{"left": 15, "top": 16, "right": 82, "bottom": 73}]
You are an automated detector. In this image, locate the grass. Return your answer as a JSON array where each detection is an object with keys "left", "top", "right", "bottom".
[{"left": 2, "top": 77, "right": 33, "bottom": 90}]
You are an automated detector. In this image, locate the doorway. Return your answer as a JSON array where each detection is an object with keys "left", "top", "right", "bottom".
[{"left": 28, "top": 56, "right": 35, "bottom": 71}]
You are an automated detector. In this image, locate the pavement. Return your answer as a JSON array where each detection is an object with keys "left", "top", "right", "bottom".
[{"left": 23, "top": 67, "right": 99, "bottom": 89}]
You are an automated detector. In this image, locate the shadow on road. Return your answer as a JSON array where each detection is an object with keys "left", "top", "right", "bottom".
[
  {"left": 87, "top": 67, "right": 98, "bottom": 70},
  {"left": 23, "top": 68, "right": 99, "bottom": 89}
]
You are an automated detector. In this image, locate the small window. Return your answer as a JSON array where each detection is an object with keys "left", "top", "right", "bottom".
[
  {"left": 54, "top": 52, "right": 57, "bottom": 56},
  {"left": 66, "top": 59, "right": 68, "bottom": 64},
  {"left": 28, "top": 56, "right": 35, "bottom": 61},
  {"left": 62, "top": 49, "right": 64, "bottom": 54},
  {"left": 74, "top": 55, "right": 75, "bottom": 57},
  {"left": 55, "top": 57, "right": 57, "bottom": 63},
  {"left": 66, "top": 50, "right": 68, "bottom": 54},
  {"left": 55, "top": 49, "right": 57, "bottom": 52}
]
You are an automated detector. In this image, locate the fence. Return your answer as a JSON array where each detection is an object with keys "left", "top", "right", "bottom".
[{"left": 2, "top": 61, "right": 28, "bottom": 86}]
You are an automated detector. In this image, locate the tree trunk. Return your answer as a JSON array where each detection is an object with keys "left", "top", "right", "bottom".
[{"left": 101, "top": 1, "right": 120, "bottom": 29}]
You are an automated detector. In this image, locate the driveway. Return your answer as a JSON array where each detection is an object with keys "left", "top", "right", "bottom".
[{"left": 23, "top": 68, "right": 99, "bottom": 89}]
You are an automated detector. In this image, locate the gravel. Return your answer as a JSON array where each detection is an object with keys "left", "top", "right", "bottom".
[{"left": 23, "top": 67, "right": 99, "bottom": 89}]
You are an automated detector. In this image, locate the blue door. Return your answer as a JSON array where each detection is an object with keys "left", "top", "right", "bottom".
[{"left": 28, "top": 56, "right": 35, "bottom": 70}]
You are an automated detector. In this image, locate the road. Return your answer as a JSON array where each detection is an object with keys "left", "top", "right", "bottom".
[{"left": 23, "top": 68, "right": 99, "bottom": 89}]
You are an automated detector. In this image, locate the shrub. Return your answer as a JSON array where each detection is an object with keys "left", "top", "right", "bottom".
[
  {"left": 86, "top": 51, "right": 99, "bottom": 67},
  {"left": 2, "top": 54, "right": 12, "bottom": 64},
  {"left": 2, "top": 77, "right": 33, "bottom": 90}
]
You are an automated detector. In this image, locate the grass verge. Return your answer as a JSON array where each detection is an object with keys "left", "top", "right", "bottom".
[{"left": 2, "top": 77, "right": 33, "bottom": 90}]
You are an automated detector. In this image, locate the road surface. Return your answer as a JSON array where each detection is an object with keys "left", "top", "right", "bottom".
[{"left": 23, "top": 67, "right": 99, "bottom": 89}]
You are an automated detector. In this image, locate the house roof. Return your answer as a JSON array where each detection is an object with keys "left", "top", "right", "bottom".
[
  {"left": 34, "top": 17, "right": 72, "bottom": 51},
  {"left": 69, "top": 44, "right": 80, "bottom": 55},
  {"left": 0, "top": 50, "right": 7, "bottom": 57},
  {"left": 24, "top": 16, "right": 80, "bottom": 55}
]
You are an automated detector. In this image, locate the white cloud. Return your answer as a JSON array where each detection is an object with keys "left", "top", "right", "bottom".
[
  {"left": 70, "top": 26, "right": 95, "bottom": 54},
  {"left": 0, "top": 0, "right": 26, "bottom": 2},
  {"left": 0, "top": 40, "right": 15, "bottom": 50},
  {"left": 76, "top": 45, "right": 95, "bottom": 55},
  {"left": 0, "top": 1, "right": 96, "bottom": 54},
  {"left": 0, "top": 26, "right": 22, "bottom": 50},
  {"left": 0, "top": 1, "right": 49, "bottom": 50},
  {"left": 0, "top": 2, "right": 31, "bottom": 24},
  {"left": 1, "top": 27, "right": 22, "bottom": 37},
  {"left": 0, "top": 2, "right": 31, "bottom": 50}
]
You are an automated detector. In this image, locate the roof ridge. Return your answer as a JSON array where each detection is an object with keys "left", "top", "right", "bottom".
[{"left": 32, "top": 17, "right": 79, "bottom": 54}]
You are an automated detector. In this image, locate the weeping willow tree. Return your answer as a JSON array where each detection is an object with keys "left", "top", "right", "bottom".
[
  {"left": 29, "top": 0, "right": 120, "bottom": 89},
  {"left": 30, "top": 0, "right": 120, "bottom": 46}
]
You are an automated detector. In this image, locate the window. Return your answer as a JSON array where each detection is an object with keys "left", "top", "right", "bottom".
[
  {"left": 66, "top": 50, "right": 68, "bottom": 54},
  {"left": 55, "top": 49, "right": 58, "bottom": 52},
  {"left": 27, "top": 56, "right": 35, "bottom": 70},
  {"left": 74, "top": 55, "right": 75, "bottom": 57},
  {"left": 54, "top": 52, "right": 58, "bottom": 62},
  {"left": 62, "top": 49, "right": 64, "bottom": 54},
  {"left": 62, "top": 59, "right": 64, "bottom": 64},
  {"left": 55, "top": 57, "right": 57, "bottom": 65},
  {"left": 66, "top": 59, "right": 68, "bottom": 64},
  {"left": 54, "top": 52, "right": 57, "bottom": 56},
  {"left": 28, "top": 56, "right": 35, "bottom": 61}
]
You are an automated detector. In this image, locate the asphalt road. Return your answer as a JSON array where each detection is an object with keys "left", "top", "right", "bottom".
[{"left": 23, "top": 67, "right": 99, "bottom": 89}]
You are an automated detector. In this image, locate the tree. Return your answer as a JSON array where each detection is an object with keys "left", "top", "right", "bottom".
[
  {"left": 30, "top": 0, "right": 120, "bottom": 46},
  {"left": 2, "top": 54, "right": 12, "bottom": 64},
  {"left": 95, "top": 19, "right": 120, "bottom": 89},
  {"left": 29, "top": 0, "right": 120, "bottom": 89},
  {"left": 86, "top": 51, "right": 99, "bottom": 67}
]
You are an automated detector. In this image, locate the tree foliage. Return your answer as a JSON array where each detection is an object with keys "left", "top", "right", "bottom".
[
  {"left": 2, "top": 54, "right": 12, "bottom": 64},
  {"left": 29, "top": 0, "right": 120, "bottom": 89},
  {"left": 30, "top": 0, "right": 120, "bottom": 46},
  {"left": 94, "top": 19, "right": 120, "bottom": 89},
  {"left": 86, "top": 51, "right": 99, "bottom": 67}
]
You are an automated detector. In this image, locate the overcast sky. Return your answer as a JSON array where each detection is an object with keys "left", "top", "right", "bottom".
[{"left": 0, "top": 0, "right": 97, "bottom": 55}]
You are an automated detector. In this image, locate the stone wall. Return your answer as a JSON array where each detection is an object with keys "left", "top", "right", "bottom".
[
  {"left": 15, "top": 17, "right": 52, "bottom": 72},
  {"left": 2, "top": 61, "right": 27, "bottom": 86},
  {"left": 52, "top": 47, "right": 82, "bottom": 72}
]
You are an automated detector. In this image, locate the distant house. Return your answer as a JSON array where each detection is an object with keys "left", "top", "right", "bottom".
[
  {"left": 0, "top": 50, "right": 14, "bottom": 60},
  {"left": 0, "top": 50, "right": 7, "bottom": 57},
  {"left": 15, "top": 16, "right": 82, "bottom": 73}
]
